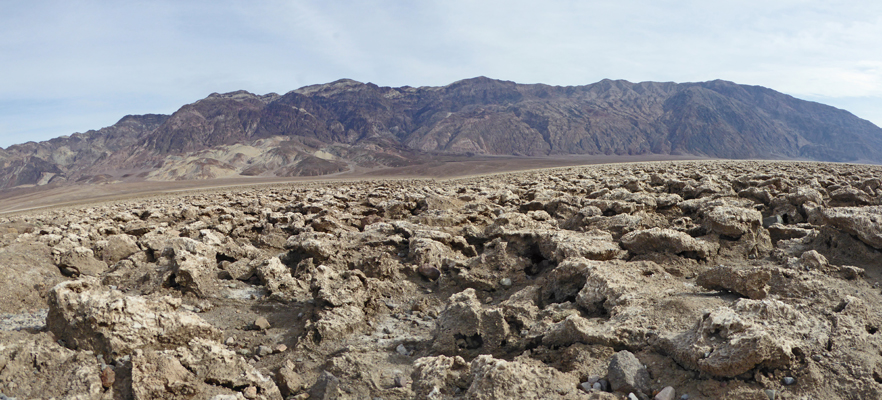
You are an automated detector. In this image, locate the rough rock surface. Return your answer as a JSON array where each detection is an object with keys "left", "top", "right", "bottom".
[
  {"left": 0, "top": 331, "right": 103, "bottom": 399},
  {"left": 129, "top": 340, "right": 283, "bottom": 400},
  {"left": 662, "top": 298, "right": 827, "bottom": 378},
  {"left": 817, "top": 206, "right": 882, "bottom": 249},
  {"left": 47, "top": 277, "right": 222, "bottom": 357},
  {"left": 621, "top": 228, "right": 718, "bottom": 259},
  {"left": 1, "top": 160, "right": 882, "bottom": 399},
  {"left": 696, "top": 265, "right": 771, "bottom": 299}
]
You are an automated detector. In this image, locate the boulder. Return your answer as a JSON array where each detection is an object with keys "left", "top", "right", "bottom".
[
  {"left": 703, "top": 206, "right": 762, "bottom": 238},
  {"left": 175, "top": 338, "right": 282, "bottom": 400},
  {"left": 411, "top": 355, "right": 471, "bottom": 399},
  {"left": 160, "top": 238, "right": 220, "bottom": 298},
  {"left": 56, "top": 246, "right": 108, "bottom": 277},
  {"left": 47, "top": 277, "right": 222, "bottom": 357},
  {"left": 697, "top": 265, "right": 771, "bottom": 299},
  {"left": 607, "top": 350, "right": 650, "bottom": 395},
  {"left": 829, "top": 187, "right": 873, "bottom": 206},
  {"left": 131, "top": 350, "right": 208, "bottom": 399},
  {"left": 255, "top": 257, "right": 303, "bottom": 301},
  {"left": 132, "top": 339, "right": 283, "bottom": 400},
  {"left": 663, "top": 298, "right": 828, "bottom": 377},
  {"left": 314, "top": 304, "right": 367, "bottom": 341},
  {"left": 312, "top": 266, "right": 369, "bottom": 308},
  {"left": 276, "top": 361, "right": 304, "bottom": 397},
  {"left": 465, "top": 355, "right": 583, "bottom": 400},
  {"left": 310, "top": 266, "right": 372, "bottom": 341},
  {"left": 799, "top": 250, "right": 828, "bottom": 270},
  {"left": 620, "top": 228, "right": 718, "bottom": 259},
  {"left": 0, "top": 332, "right": 103, "bottom": 400},
  {"left": 817, "top": 206, "right": 882, "bottom": 249},
  {"left": 786, "top": 187, "right": 823, "bottom": 207},
  {"left": 285, "top": 232, "right": 337, "bottom": 261},
  {"left": 432, "top": 288, "right": 510, "bottom": 356},
  {"left": 123, "top": 220, "right": 152, "bottom": 236},
  {"left": 409, "top": 237, "right": 454, "bottom": 268},
  {"left": 93, "top": 234, "right": 140, "bottom": 263},
  {"left": 538, "top": 229, "right": 625, "bottom": 262},
  {"left": 170, "top": 254, "right": 220, "bottom": 298},
  {"left": 412, "top": 354, "right": 584, "bottom": 400}
]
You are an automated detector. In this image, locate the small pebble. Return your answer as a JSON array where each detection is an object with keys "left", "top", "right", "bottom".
[
  {"left": 765, "top": 389, "right": 776, "bottom": 400},
  {"left": 242, "top": 385, "right": 258, "bottom": 399},
  {"left": 500, "top": 277, "right": 512, "bottom": 288},
  {"left": 654, "top": 386, "right": 675, "bottom": 400},
  {"left": 579, "top": 382, "right": 592, "bottom": 393},
  {"left": 100, "top": 367, "right": 116, "bottom": 388},
  {"left": 782, "top": 376, "right": 796, "bottom": 386},
  {"left": 274, "top": 344, "right": 287, "bottom": 353},
  {"left": 680, "top": 395, "right": 689, "bottom": 400},
  {"left": 628, "top": 393, "right": 639, "bottom": 400},
  {"left": 393, "top": 374, "right": 408, "bottom": 388},
  {"left": 592, "top": 382, "right": 602, "bottom": 391},
  {"left": 396, "top": 343, "right": 411, "bottom": 356},
  {"left": 225, "top": 336, "right": 236, "bottom": 346},
  {"left": 256, "top": 345, "right": 273, "bottom": 357},
  {"left": 812, "top": 354, "right": 822, "bottom": 362},
  {"left": 253, "top": 317, "right": 271, "bottom": 330},
  {"left": 418, "top": 264, "right": 441, "bottom": 281}
]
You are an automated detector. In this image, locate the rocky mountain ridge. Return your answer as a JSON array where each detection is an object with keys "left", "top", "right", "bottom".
[{"left": 3, "top": 77, "right": 882, "bottom": 189}]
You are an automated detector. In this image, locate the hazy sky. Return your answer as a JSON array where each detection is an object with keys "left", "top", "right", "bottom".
[{"left": 2, "top": 1, "right": 881, "bottom": 148}]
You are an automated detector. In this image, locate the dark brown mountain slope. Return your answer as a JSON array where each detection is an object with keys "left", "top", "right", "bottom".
[{"left": 2, "top": 77, "right": 881, "bottom": 189}]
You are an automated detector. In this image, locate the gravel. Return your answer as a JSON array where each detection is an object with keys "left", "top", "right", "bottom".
[{"left": 0, "top": 309, "right": 48, "bottom": 331}]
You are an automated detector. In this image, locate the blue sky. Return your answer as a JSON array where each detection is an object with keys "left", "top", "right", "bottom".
[{"left": 2, "top": 0, "right": 881, "bottom": 148}]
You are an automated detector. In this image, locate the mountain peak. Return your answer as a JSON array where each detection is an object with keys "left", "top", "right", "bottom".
[
  {"left": 292, "top": 78, "right": 367, "bottom": 96},
  {"left": 202, "top": 90, "right": 280, "bottom": 104}
]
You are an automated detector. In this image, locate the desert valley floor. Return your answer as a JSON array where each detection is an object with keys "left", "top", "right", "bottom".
[{"left": 1, "top": 160, "right": 882, "bottom": 400}]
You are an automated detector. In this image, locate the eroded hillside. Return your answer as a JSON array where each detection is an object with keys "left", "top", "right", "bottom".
[{"left": 4, "top": 77, "right": 882, "bottom": 189}]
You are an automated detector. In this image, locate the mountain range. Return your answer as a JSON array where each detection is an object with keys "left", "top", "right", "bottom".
[{"left": 2, "top": 77, "right": 882, "bottom": 189}]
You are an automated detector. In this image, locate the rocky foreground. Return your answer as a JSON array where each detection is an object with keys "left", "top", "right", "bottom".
[{"left": 1, "top": 160, "right": 881, "bottom": 400}]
